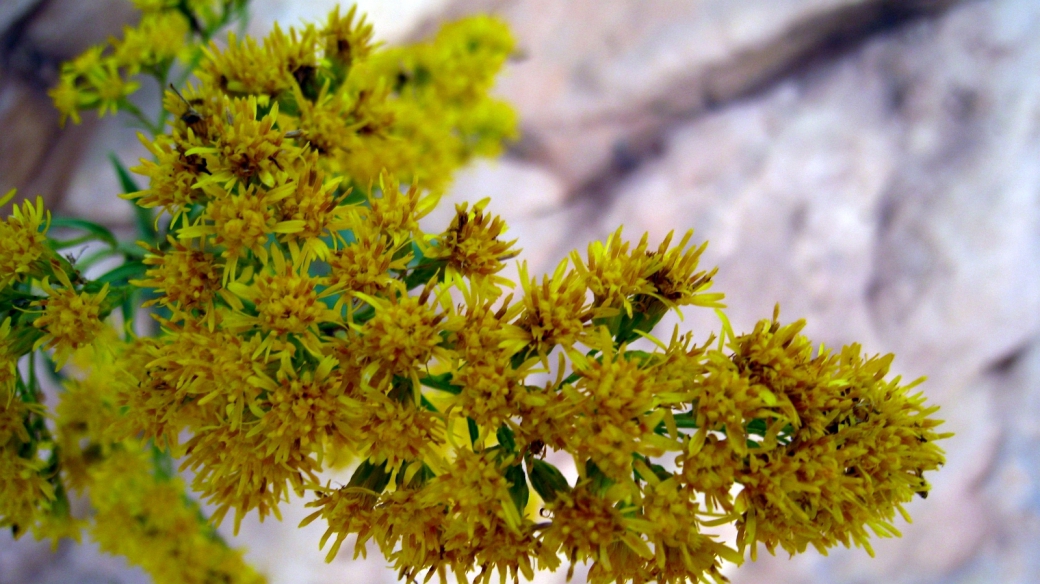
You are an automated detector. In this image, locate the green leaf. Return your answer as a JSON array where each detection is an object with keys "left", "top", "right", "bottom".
[
  {"left": 109, "top": 153, "right": 156, "bottom": 243},
  {"left": 403, "top": 258, "right": 446, "bottom": 290},
  {"left": 585, "top": 460, "right": 614, "bottom": 495},
  {"left": 402, "top": 462, "right": 436, "bottom": 490},
  {"left": 109, "top": 152, "right": 141, "bottom": 193},
  {"left": 419, "top": 395, "right": 440, "bottom": 413},
  {"left": 746, "top": 418, "right": 768, "bottom": 437},
  {"left": 419, "top": 372, "right": 462, "bottom": 395},
  {"left": 151, "top": 444, "right": 176, "bottom": 481},
  {"left": 340, "top": 186, "right": 367, "bottom": 206},
  {"left": 348, "top": 459, "right": 392, "bottom": 494},
  {"left": 528, "top": 459, "right": 570, "bottom": 503},
  {"left": 671, "top": 412, "right": 699, "bottom": 429},
  {"left": 117, "top": 241, "right": 148, "bottom": 259},
  {"left": 467, "top": 417, "right": 480, "bottom": 447},
  {"left": 48, "top": 217, "right": 118, "bottom": 249},
  {"left": 95, "top": 261, "right": 146, "bottom": 285},
  {"left": 496, "top": 425, "right": 516, "bottom": 453},
  {"left": 634, "top": 455, "right": 671, "bottom": 483},
  {"left": 505, "top": 463, "right": 529, "bottom": 514},
  {"left": 48, "top": 234, "right": 101, "bottom": 250},
  {"left": 611, "top": 299, "right": 668, "bottom": 344},
  {"left": 122, "top": 287, "right": 138, "bottom": 339}
]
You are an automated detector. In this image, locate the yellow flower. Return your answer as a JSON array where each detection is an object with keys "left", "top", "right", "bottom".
[
  {"left": 31, "top": 272, "right": 109, "bottom": 369},
  {"left": 86, "top": 59, "right": 140, "bottom": 117},
  {"left": 422, "top": 448, "right": 523, "bottom": 533},
  {"left": 65, "top": 45, "right": 106, "bottom": 77},
  {"left": 134, "top": 238, "right": 221, "bottom": 318},
  {"left": 286, "top": 82, "right": 357, "bottom": 156},
  {"left": 440, "top": 516, "right": 554, "bottom": 584},
  {"left": 225, "top": 246, "right": 338, "bottom": 354},
  {"left": 326, "top": 220, "right": 410, "bottom": 304},
  {"left": 0, "top": 447, "right": 55, "bottom": 540},
  {"left": 276, "top": 163, "right": 350, "bottom": 263},
  {"left": 364, "top": 174, "right": 439, "bottom": 246},
  {"left": 127, "top": 133, "right": 207, "bottom": 222},
  {"left": 0, "top": 193, "right": 51, "bottom": 289},
  {"left": 564, "top": 335, "right": 684, "bottom": 482},
  {"left": 322, "top": 4, "right": 374, "bottom": 66},
  {"left": 178, "top": 181, "right": 303, "bottom": 282},
  {"left": 0, "top": 390, "right": 28, "bottom": 448},
  {"left": 250, "top": 354, "right": 356, "bottom": 464},
  {"left": 200, "top": 23, "right": 320, "bottom": 96},
  {"left": 453, "top": 352, "right": 530, "bottom": 432},
  {"left": 541, "top": 482, "right": 653, "bottom": 578},
  {"left": 724, "top": 318, "right": 950, "bottom": 559},
  {"left": 639, "top": 230, "right": 724, "bottom": 317},
  {"left": 33, "top": 5, "right": 950, "bottom": 582},
  {"left": 302, "top": 481, "right": 381, "bottom": 563},
  {"left": 509, "top": 259, "right": 592, "bottom": 360},
  {"left": 354, "top": 386, "right": 444, "bottom": 471},
  {"left": 676, "top": 434, "right": 738, "bottom": 513},
  {"left": 368, "top": 487, "right": 450, "bottom": 576},
  {"left": 354, "top": 285, "right": 457, "bottom": 379},
  {"left": 571, "top": 227, "right": 655, "bottom": 316},
  {"left": 638, "top": 476, "right": 738, "bottom": 584},
  {"left": 88, "top": 448, "right": 265, "bottom": 584},
  {"left": 104, "top": 331, "right": 206, "bottom": 450},
  {"left": 48, "top": 75, "right": 84, "bottom": 126},
  {"left": 113, "top": 11, "right": 191, "bottom": 69},
  {"left": 425, "top": 198, "right": 518, "bottom": 288},
  {"left": 185, "top": 420, "right": 320, "bottom": 534},
  {"left": 187, "top": 96, "right": 293, "bottom": 190}
]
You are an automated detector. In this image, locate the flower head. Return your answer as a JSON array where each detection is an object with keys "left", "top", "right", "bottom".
[
  {"left": 32, "top": 273, "right": 109, "bottom": 369},
  {"left": 427, "top": 199, "right": 518, "bottom": 287},
  {"left": 0, "top": 194, "right": 51, "bottom": 289}
]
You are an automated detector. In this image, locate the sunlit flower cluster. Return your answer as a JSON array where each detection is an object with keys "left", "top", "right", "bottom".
[{"left": 0, "top": 3, "right": 951, "bottom": 584}]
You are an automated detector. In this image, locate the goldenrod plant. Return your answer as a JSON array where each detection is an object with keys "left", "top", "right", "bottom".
[{"left": 0, "top": 2, "right": 949, "bottom": 583}]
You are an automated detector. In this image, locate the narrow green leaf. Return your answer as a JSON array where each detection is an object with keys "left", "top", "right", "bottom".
[
  {"left": 109, "top": 152, "right": 141, "bottom": 194},
  {"left": 528, "top": 459, "right": 570, "bottom": 503},
  {"left": 403, "top": 258, "right": 446, "bottom": 290},
  {"left": 420, "top": 372, "right": 462, "bottom": 395},
  {"left": 467, "top": 418, "right": 480, "bottom": 447},
  {"left": 96, "top": 261, "right": 146, "bottom": 285},
  {"left": 585, "top": 460, "right": 614, "bottom": 495},
  {"left": 348, "top": 459, "right": 392, "bottom": 494},
  {"left": 152, "top": 444, "right": 176, "bottom": 481},
  {"left": 48, "top": 217, "right": 117, "bottom": 248},
  {"left": 109, "top": 153, "right": 156, "bottom": 243},
  {"left": 496, "top": 425, "right": 516, "bottom": 453},
  {"left": 746, "top": 418, "right": 768, "bottom": 437},
  {"left": 122, "top": 287, "right": 137, "bottom": 339},
  {"left": 634, "top": 454, "right": 672, "bottom": 483},
  {"left": 419, "top": 395, "right": 440, "bottom": 413},
  {"left": 505, "top": 463, "right": 529, "bottom": 514}
]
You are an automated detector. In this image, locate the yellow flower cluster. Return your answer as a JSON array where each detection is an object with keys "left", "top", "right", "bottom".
[
  {"left": 49, "top": 0, "right": 249, "bottom": 126},
  {"left": 57, "top": 337, "right": 266, "bottom": 584},
  {"left": 0, "top": 317, "right": 57, "bottom": 541},
  {"left": 0, "top": 191, "right": 51, "bottom": 289},
  {"left": 0, "top": 197, "right": 63, "bottom": 542},
  {"left": 0, "top": 192, "right": 262, "bottom": 581},
  {"left": 0, "top": 3, "right": 950, "bottom": 584}
]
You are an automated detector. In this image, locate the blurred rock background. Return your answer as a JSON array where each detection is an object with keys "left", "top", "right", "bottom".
[{"left": 3, "top": 0, "right": 1040, "bottom": 582}]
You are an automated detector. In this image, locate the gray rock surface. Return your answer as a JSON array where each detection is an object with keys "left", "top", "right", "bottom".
[
  {"left": 0, "top": 0, "right": 135, "bottom": 208},
  {"left": 412, "top": 0, "right": 961, "bottom": 189}
]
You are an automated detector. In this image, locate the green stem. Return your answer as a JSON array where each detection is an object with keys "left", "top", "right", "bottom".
[{"left": 120, "top": 100, "right": 162, "bottom": 135}]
